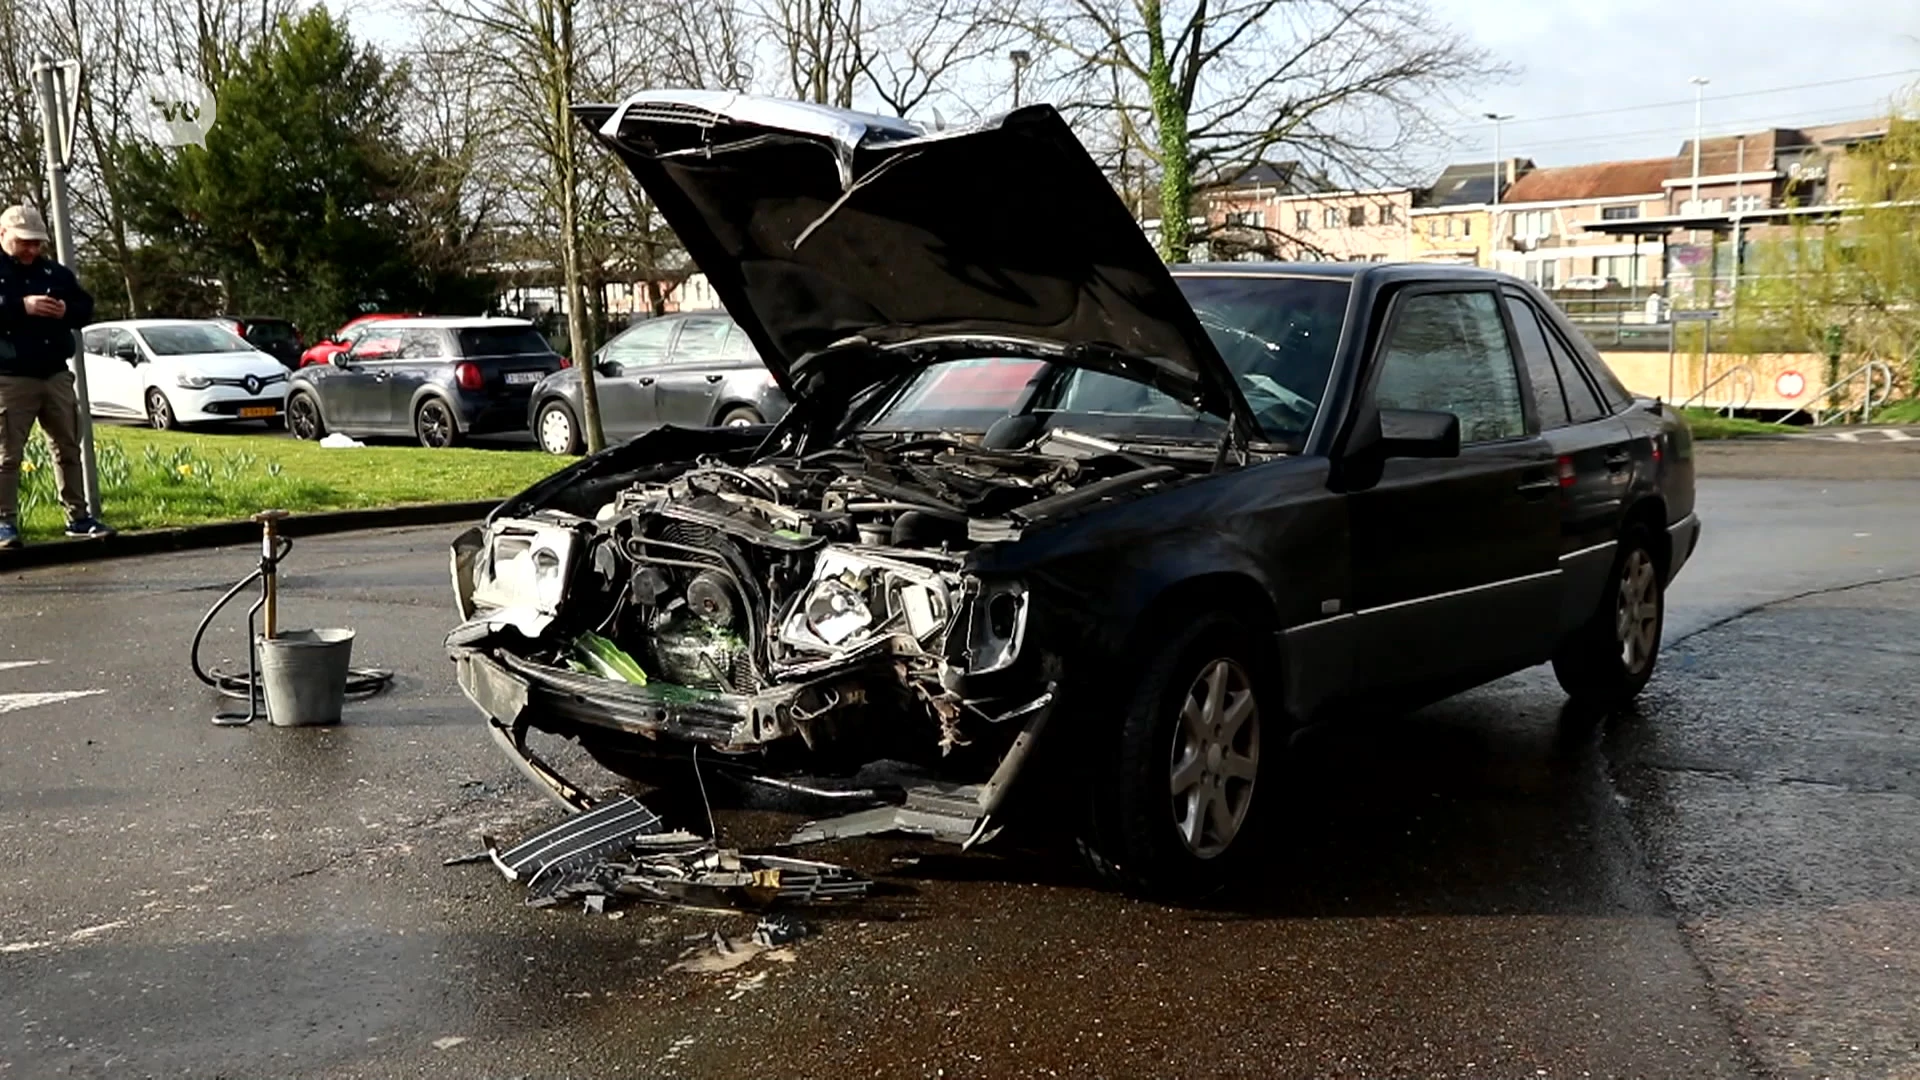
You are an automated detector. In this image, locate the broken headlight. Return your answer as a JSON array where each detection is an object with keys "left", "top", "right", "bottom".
[
  {"left": 776, "top": 547, "right": 958, "bottom": 658},
  {"left": 959, "top": 578, "right": 1028, "bottom": 675}
]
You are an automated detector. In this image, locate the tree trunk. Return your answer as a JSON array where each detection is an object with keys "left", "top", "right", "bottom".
[
  {"left": 1143, "top": 0, "right": 1190, "bottom": 263},
  {"left": 552, "top": 2, "right": 602, "bottom": 453}
]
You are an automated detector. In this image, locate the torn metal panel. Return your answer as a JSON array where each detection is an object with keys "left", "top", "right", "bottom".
[{"left": 489, "top": 794, "right": 665, "bottom": 884}]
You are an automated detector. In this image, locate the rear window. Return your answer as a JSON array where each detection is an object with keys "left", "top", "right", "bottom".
[
  {"left": 245, "top": 320, "right": 299, "bottom": 343},
  {"left": 457, "top": 326, "right": 553, "bottom": 357}
]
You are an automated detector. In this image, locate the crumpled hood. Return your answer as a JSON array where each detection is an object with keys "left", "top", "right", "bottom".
[{"left": 577, "top": 91, "right": 1251, "bottom": 428}]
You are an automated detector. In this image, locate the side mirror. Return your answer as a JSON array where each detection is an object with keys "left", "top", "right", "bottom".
[
  {"left": 595, "top": 360, "right": 622, "bottom": 378},
  {"left": 1377, "top": 408, "right": 1461, "bottom": 459},
  {"left": 114, "top": 345, "right": 140, "bottom": 363}
]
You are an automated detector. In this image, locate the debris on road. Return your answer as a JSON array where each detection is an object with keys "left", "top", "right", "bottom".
[
  {"left": 460, "top": 794, "right": 871, "bottom": 915},
  {"left": 667, "top": 927, "right": 803, "bottom": 975}
]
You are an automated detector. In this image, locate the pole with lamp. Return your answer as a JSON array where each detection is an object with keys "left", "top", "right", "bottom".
[
  {"left": 1009, "top": 49, "right": 1031, "bottom": 109},
  {"left": 1484, "top": 112, "right": 1513, "bottom": 271},
  {"left": 29, "top": 54, "right": 101, "bottom": 519}
]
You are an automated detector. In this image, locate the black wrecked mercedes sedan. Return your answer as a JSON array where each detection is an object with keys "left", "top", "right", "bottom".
[{"left": 447, "top": 92, "right": 1699, "bottom": 894}]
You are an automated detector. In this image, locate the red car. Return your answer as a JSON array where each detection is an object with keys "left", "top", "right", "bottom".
[{"left": 298, "top": 313, "right": 419, "bottom": 367}]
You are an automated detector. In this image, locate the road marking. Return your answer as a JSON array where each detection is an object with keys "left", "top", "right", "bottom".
[
  {"left": 1833, "top": 431, "right": 1860, "bottom": 442},
  {"left": 0, "top": 660, "right": 48, "bottom": 672},
  {"left": 1884, "top": 430, "right": 1914, "bottom": 441},
  {"left": 0, "top": 690, "right": 107, "bottom": 714}
]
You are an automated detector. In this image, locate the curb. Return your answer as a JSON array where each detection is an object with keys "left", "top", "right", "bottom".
[{"left": 0, "top": 500, "right": 499, "bottom": 572}]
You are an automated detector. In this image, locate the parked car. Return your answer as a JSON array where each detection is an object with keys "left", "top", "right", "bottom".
[
  {"left": 298, "top": 312, "right": 418, "bottom": 368},
  {"left": 215, "top": 315, "right": 305, "bottom": 370},
  {"left": 285, "top": 317, "right": 566, "bottom": 447},
  {"left": 447, "top": 94, "right": 1699, "bottom": 894},
  {"left": 527, "top": 312, "right": 789, "bottom": 455},
  {"left": 80, "top": 319, "right": 290, "bottom": 430},
  {"left": 1558, "top": 276, "right": 1619, "bottom": 292}
]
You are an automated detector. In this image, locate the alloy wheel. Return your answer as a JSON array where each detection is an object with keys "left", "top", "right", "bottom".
[
  {"left": 1168, "top": 657, "right": 1260, "bottom": 859},
  {"left": 1616, "top": 548, "right": 1660, "bottom": 675},
  {"left": 417, "top": 401, "right": 454, "bottom": 448},
  {"left": 288, "top": 395, "right": 320, "bottom": 440},
  {"left": 146, "top": 390, "right": 174, "bottom": 430}
]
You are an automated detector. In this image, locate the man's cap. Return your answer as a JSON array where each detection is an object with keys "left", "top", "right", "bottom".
[{"left": 1, "top": 206, "right": 50, "bottom": 242}]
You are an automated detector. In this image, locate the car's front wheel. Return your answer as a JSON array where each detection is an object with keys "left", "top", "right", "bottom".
[
  {"left": 1083, "top": 610, "right": 1270, "bottom": 895},
  {"left": 145, "top": 389, "right": 177, "bottom": 431},
  {"left": 717, "top": 405, "right": 763, "bottom": 428},
  {"left": 1553, "top": 526, "right": 1665, "bottom": 704},
  {"left": 414, "top": 398, "right": 461, "bottom": 449},
  {"left": 536, "top": 400, "right": 582, "bottom": 455},
  {"left": 286, "top": 392, "right": 326, "bottom": 441}
]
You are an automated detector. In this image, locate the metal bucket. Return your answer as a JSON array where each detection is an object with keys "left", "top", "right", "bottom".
[{"left": 258, "top": 629, "right": 356, "bottom": 727}]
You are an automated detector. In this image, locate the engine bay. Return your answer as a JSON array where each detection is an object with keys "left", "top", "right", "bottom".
[{"left": 458, "top": 431, "right": 1198, "bottom": 764}]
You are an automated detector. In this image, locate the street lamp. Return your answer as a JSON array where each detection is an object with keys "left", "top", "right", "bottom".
[
  {"left": 1689, "top": 76, "right": 1711, "bottom": 210},
  {"left": 1484, "top": 112, "right": 1514, "bottom": 205},
  {"left": 1009, "top": 50, "right": 1032, "bottom": 109}
]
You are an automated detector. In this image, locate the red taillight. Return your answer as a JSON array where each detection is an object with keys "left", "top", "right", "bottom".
[
  {"left": 1557, "top": 455, "right": 1577, "bottom": 488},
  {"left": 558, "top": 356, "right": 572, "bottom": 368},
  {"left": 455, "top": 362, "right": 484, "bottom": 390}
]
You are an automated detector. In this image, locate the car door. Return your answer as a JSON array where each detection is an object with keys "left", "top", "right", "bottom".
[
  {"left": 650, "top": 315, "right": 736, "bottom": 426},
  {"left": 1346, "top": 286, "right": 1562, "bottom": 693},
  {"left": 386, "top": 327, "right": 451, "bottom": 426},
  {"left": 79, "top": 328, "right": 134, "bottom": 417},
  {"left": 1502, "top": 289, "right": 1636, "bottom": 635},
  {"left": 592, "top": 318, "right": 679, "bottom": 440},
  {"left": 328, "top": 327, "right": 402, "bottom": 430}
]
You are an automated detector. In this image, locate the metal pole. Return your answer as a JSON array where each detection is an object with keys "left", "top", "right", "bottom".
[
  {"left": 1731, "top": 135, "right": 1745, "bottom": 326},
  {"left": 32, "top": 56, "right": 100, "bottom": 519},
  {"left": 1667, "top": 319, "right": 1676, "bottom": 403},
  {"left": 1689, "top": 77, "right": 1710, "bottom": 209},
  {"left": 1484, "top": 112, "right": 1513, "bottom": 206}
]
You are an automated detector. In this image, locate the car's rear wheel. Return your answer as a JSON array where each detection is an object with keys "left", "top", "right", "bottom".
[
  {"left": 536, "top": 400, "right": 582, "bottom": 455},
  {"left": 145, "top": 389, "right": 177, "bottom": 431},
  {"left": 1553, "top": 526, "right": 1665, "bottom": 704},
  {"left": 414, "top": 398, "right": 460, "bottom": 449},
  {"left": 1082, "top": 610, "right": 1270, "bottom": 896},
  {"left": 286, "top": 392, "right": 326, "bottom": 440},
  {"left": 717, "top": 405, "right": 762, "bottom": 428}
]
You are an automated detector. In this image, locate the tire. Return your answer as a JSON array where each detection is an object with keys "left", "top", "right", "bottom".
[
  {"left": 1081, "top": 610, "right": 1271, "bottom": 896},
  {"left": 414, "top": 397, "right": 461, "bottom": 449},
  {"left": 1553, "top": 525, "right": 1665, "bottom": 704},
  {"left": 145, "top": 389, "right": 177, "bottom": 431},
  {"left": 536, "top": 400, "right": 583, "bottom": 455},
  {"left": 286, "top": 392, "right": 326, "bottom": 441},
  {"left": 716, "top": 405, "right": 763, "bottom": 428}
]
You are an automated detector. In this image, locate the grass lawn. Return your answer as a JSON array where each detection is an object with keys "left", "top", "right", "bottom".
[
  {"left": 13, "top": 424, "right": 570, "bottom": 541},
  {"left": 1677, "top": 407, "right": 1791, "bottom": 440},
  {"left": 1873, "top": 397, "right": 1920, "bottom": 425}
]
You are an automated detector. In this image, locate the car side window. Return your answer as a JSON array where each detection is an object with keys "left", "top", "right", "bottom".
[
  {"left": 669, "top": 317, "right": 732, "bottom": 364},
  {"left": 603, "top": 319, "right": 676, "bottom": 369},
  {"left": 1538, "top": 316, "right": 1606, "bottom": 423},
  {"left": 398, "top": 329, "right": 447, "bottom": 360},
  {"left": 1373, "top": 290, "right": 1525, "bottom": 444},
  {"left": 83, "top": 328, "right": 108, "bottom": 354},
  {"left": 1503, "top": 294, "right": 1571, "bottom": 429},
  {"left": 107, "top": 329, "right": 139, "bottom": 360},
  {"left": 720, "top": 323, "right": 757, "bottom": 361}
]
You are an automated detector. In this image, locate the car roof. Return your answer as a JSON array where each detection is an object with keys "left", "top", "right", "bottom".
[
  {"left": 90, "top": 319, "right": 239, "bottom": 331},
  {"left": 357, "top": 316, "right": 537, "bottom": 331},
  {"left": 1170, "top": 261, "right": 1518, "bottom": 286}
]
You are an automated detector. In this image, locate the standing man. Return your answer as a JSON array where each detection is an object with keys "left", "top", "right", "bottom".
[{"left": 0, "top": 204, "right": 112, "bottom": 548}]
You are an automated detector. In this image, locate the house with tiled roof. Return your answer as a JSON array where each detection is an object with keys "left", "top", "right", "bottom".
[
  {"left": 1409, "top": 158, "right": 1533, "bottom": 267},
  {"left": 1489, "top": 158, "right": 1672, "bottom": 290}
]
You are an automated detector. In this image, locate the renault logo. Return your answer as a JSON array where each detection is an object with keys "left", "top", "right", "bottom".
[{"left": 244, "top": 375, "right": 260, "bottom": 395}]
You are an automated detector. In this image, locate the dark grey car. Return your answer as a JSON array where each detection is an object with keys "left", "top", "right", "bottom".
[{"left": 527, "top": 312, "right": 790, "bottom": 454}]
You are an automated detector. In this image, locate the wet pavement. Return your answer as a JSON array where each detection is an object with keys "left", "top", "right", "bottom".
[{"left": 1, "top": 440, "right": 1917, "bottom": 1079}]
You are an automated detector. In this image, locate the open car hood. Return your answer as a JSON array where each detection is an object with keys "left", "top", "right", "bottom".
[{"left": 577, "top": 91, "right": 1254, "bottom": 433}]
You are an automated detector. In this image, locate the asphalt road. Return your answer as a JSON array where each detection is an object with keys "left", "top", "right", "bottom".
[{"left": 2, "top": 439, "right": 1917, "bottom": 1079}]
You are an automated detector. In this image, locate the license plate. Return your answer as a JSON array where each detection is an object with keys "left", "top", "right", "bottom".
[
  {"left": 239, "top": 406, "right": 277, "bottom": 418},
  {"left": 505, "top": 371, "right": 541, "bottom": 385}
]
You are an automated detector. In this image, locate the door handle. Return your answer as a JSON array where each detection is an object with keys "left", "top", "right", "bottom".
[
  {"left": 1516, "top": 477, "right": 1559, "bottom": 498},
  {"left": 705, "top": 374, "right": 723, "bottom": 384},
  {"left": 373, "top": 370, "right": 391, "bottom": 381},
  {"left": 638, "top": 376, "right": 655, "bottom": 387}
]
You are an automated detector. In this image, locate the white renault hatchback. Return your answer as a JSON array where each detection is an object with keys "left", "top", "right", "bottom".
[{"left": 80, "top": 319, "right": 291, "bottom": 430}]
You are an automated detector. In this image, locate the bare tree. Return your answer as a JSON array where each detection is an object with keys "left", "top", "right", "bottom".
[{"left": 1012, "top": 0, "right": 1500, "bottom": 261}]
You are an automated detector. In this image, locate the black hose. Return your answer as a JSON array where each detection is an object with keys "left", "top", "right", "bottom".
[{"left": 190, "top": 536, "right": 396, "bottom": 701}]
